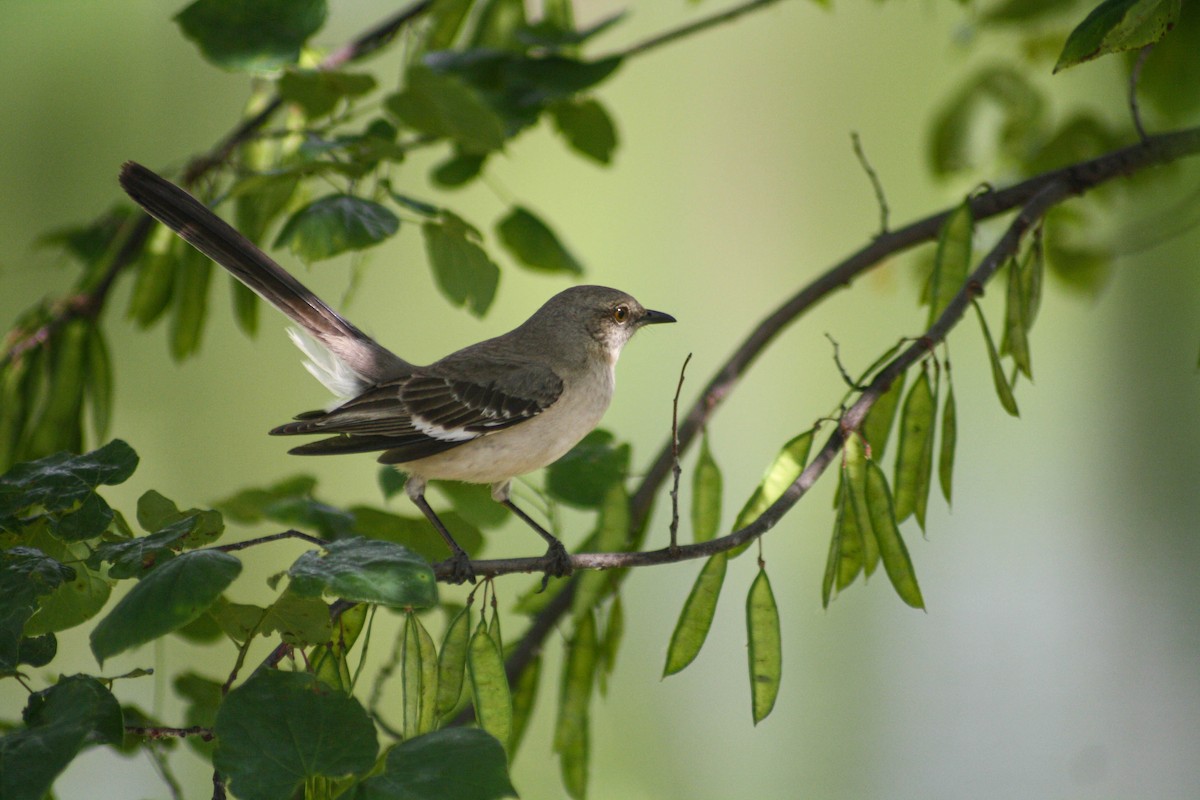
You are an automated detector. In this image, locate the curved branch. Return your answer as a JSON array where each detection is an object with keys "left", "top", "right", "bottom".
[
  {"left": 501, "top": 125, "right": 1200, "bottom": 688},
  {"left": 629, "top": 125, "right": 1200, "bottom": 531},
  {"left": 439, "top": 181, "right": 1070, "bottom": 581}
]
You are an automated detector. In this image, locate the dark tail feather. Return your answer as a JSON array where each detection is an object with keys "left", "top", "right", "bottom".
[{"left": 118, "top": 161, "right": 412, "bottom": 384}]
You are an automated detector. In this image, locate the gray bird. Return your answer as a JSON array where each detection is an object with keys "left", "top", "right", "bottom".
[{"left": 119, "top": 161, "right": 675, "bottom": 583}]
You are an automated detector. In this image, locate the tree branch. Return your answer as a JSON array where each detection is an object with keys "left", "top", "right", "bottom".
[{"left": 499, "top": 125, "right": 1200, "bottom": 689}]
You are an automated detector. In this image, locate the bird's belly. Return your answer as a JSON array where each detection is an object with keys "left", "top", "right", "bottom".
[{"left": 402, "top": 367, "right": 614, "bottom": 485}]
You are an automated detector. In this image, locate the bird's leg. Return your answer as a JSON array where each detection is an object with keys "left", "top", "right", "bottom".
[
  {"left": 500, "top": 498, "right": 573, "bottom": 589},
  {"left": 489, "top": 480, "right": 572, "bottom": 584},
  {"left": 407, "top": 478, "right": 475, "bottom": 584}
]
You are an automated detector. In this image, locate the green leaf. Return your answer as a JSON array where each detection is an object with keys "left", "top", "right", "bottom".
[
  {"left": 691, "top": 431, "right": 723, "bottom": 543},
  {"left": 0, "top": 439, "right": 137, "bottom": 539},
  {"left": 928, "top": 67, "right": 1044, "bottom": 176},
  {"left": 1001, "top": 257, "right": 1033, "bottom": 379},
  {"left": 421, "top": 212, "right": 500, "bottom": 317},
  {"left": 571, "top": 483, "right": 630, "bottom": 619},
  {"left": 433, "top": 480, "right": 509, "bottom": 529},
  {"left": 83, "top": 323, "right": 113, "bottom": 441},
  {"left": 509, "top": 650, "right": 542, "bottom": 758},
  {"left": 746, "top": 569, "right": 781, "bottom": 725},
  {"left": 1055, "top": 0, "right": 1180, "bottom": 72},
  {"left": 0, "top": 548, "right": 74, "bottom": 670},
  {"left": 278, "top": 69, "right": 376, "bottom": 118},
  {"left": 174, "top": 672, "right": 222, "bottom": 755},
  {"left": 27, "top": 318, "right": 86, "bottom": 457},
  {"left": 663, "top": 552, "right": 727, "bottom": 676},
  {"left": 349, "top": 505, "right": 482, "bottom": 565},
  {"left": 973, "top": 301, "right": 1020, "bottom": 417},
  {"left": 865, "top": 462, "right": 925, "bottom": 609},
  {"left": 356, "top": 729, "right": 517, "bottom": 800},
  {"left": 468, "top": 620, "right": 513, "bottom": 752},
  {"left": 597, "top": 596, "right": 623, "bottom": 696},
  {"left": 275, "top": 194, "right": 399, "bottom": 262},
  {"left": 422, "top": 0, "right": 475, "bottom": 52},
  {"left": 1134, "top": 0, "right": 1200, "bottom": 122},
  {"left": 127, "top": 226, "right": 178, "bottom": 328},
  {"left": 136, "top": 489, "right": 224, "bottom": 548},
  {"left": 938, "top": 385, "right": 958, "bottom": 506},
  {"left": 468, "top": 0, "right": 528, "bottom": 50},
  {"left": 23, "top": 561, "right": 111, "bottom": 636},
  {"left": 731, "top": 430, "right": 814, "bottom": 535},
  {"left": 0, "top": 675, "right": 123, "bottom": 800},
  {"left": 545, "top": 429, "right": 631, "bottom": 508},
  {"left": 927, "top": 201, "right": 973, "bottom": 328},
  {"left": 169, "top": 244, "right": 212, "bottom": 361},
  {"left": 214, "top": 474, "right": 318, "bottom": 522},
  {"left": 823, "top": 484, "right": 845, "bottom": 608},
  {"left": 175, "top": 0, "right": 327, "bottom": 73},
  {"left": 260, "top": 590, "right": 332, "bottom": 646},
  {"left": 388, "top": 66, "right": 507, "bottom": 154},
  {"left": 496, "top": 206, "right": 584, "bottom": 274},
  {"left": 1043, "top": 231, "right": 1112, "bottom": 298},
  {"left": 288, "top": 537, "right": 437, "bottom": 609},
  {"left": 861, "top": 372, "right": 906, "bottom": 460},
  {"left": 214, "top": 669, "right": 377, "bottom": 800},
  {"left": 400, "top": 612, "right": 439, "bottom": 739},
  {"left": 89, "top": 550, "right": 241, "bottom": 664},
  {"left": 834, "top": 474, "right": 865, "bottom": 590},
  {"left": 892, "top": 369, "right": 936, "bottom": 526},
  {"left": 549, "top": 98, "right": 618, "bottom": 164},
  {"left": 436, "top": 606, "right": 471, "bottom": 720},
  {"left": 432, "top": 152, "right": 488, "bottom": 188},
  {"left": 554, "top": 612, "right": 597, "bottom": 799},
  {"left": 843, "top": 433, "right": 878, "bottom": 581}
]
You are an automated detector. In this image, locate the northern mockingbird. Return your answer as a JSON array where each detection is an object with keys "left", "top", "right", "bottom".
[{"left": 119, "top": 162, "right": 674, "bottom": 583}]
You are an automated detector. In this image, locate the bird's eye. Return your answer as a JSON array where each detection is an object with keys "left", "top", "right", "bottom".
[{"left": 612, "top": 305, "right": 630, "bottom": 324}]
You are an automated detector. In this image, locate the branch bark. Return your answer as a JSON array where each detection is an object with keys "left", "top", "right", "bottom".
[{"left": 494, "top": 125, "right": 1200, "bottom": 687}]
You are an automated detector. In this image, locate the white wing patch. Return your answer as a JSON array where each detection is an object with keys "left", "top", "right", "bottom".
[{"left": 287, "top": 327, "right": 370, "bottom": 400}]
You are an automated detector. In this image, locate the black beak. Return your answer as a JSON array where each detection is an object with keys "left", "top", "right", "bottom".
[{"left": 640, "top": 309, "right": 676, "bottom": 325}]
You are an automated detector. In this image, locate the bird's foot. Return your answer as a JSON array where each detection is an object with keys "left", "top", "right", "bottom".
[
  {"left": 538, "top": 540, "right": 573, "bottom": 592},
  {"left": 445, "top": 551, "right": 477, "bottom": 585}
]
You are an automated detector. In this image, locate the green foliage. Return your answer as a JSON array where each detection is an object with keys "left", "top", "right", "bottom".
[
  {"left": 275, "top": 195, "right": 400, "bottom": 261},
  {"left": 746, "top": 568, "right": 781, "bottom": 725},
  {"left": 288, "top": 537, "right": 438, "bottom": 608},
  {"left": 3, "top": 0, "right": 1200, "bottom": 797},
  {"left": 1055, "top": 0, "right": 1180, "bottom": 72},
  {"left": 176, "top": 0, "right": 328, "bottom": 73},
  {"left": 663, "top": 552, "right": 727, "bottom": 676},
  {"left": 356, "top": 728, "right": 517, "bottom": 800},
  {"left": 0, "top": 675, "right": 123, "bottom": 800},
  {"left": 213, "top": 669, "right": 377, "bottom": 800}
]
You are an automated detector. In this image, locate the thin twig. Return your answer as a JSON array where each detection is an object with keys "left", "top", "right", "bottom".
[
  {"left": 667, "top": 353, "right": 693, "bottom": 552},
  {"left": 613, "top": 0, "right": 786, "bottom": 60},
  {"left": 125, "top": 724, "right": 214, "bottom": 741},
  {"left": 628, "top": 125, "right": 1200, "bottom": 535},
  {"left": 212, "top": 529, "right": 327, "bottom": 553},
  {"left": 498, "top": 127, "right": 1200, "bottom": 690},
  {"left": 824, "top": 333, "right": 864, "bottom": 391},
  {"left": 851, "top": 131, "right": 889, "bottom": 234},
  {"left": 437, "top": 181, "right": 1073, "bottom": 581}
]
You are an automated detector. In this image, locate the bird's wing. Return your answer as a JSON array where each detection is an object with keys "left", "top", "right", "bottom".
[{"left": 270, "top": 361, "right": 564, "bottom": 464}]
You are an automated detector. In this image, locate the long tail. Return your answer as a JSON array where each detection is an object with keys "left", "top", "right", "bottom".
[{"left": 118, "top": 161, "right": 412, "bottom": 387}]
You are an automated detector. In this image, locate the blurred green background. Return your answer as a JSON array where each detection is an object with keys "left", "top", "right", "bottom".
[{"left": 3, "top": 1, "right": 1199, "bottom": 797}]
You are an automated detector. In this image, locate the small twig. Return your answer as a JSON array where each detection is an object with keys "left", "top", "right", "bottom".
[
  {"left": 824, "top": 333, "right": 865, "bottom": 391},
  {"left": 212, "top": 529, "right": 328, "bottom": 553},
  {"left": 851, "top": 131, "right": 890, "bottom": 234},
  {"left": 1130, "top": 44, "right": 1154, "bottom": 143},
  {"left": 667, "top": 353, "right": 693, "bottom": 553},
  {"left": 125, "top": 724, "right": 214, "bottom": 741},
  {"left": 614, "top": 0, "right": 785, "bottom": 60}
]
